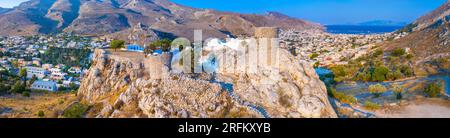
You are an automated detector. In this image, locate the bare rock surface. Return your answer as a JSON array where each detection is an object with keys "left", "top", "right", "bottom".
[{"left": 78, "top": 47, "right": 337, "bottom": 118}]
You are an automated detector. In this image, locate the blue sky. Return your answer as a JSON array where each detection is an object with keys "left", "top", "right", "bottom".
[
  {"left": 0, "top": 0, "right": 447, "bottom": 25},
  {"left": 171, "top": 0, "right": 447, "bottom": 25},
  {"left": 0, "top": 0, "right": 28, "bottom": 8}
]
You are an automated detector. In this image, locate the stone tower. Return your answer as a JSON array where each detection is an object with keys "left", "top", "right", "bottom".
[
  {"left": 254, "top": 27, "right": 279, "bottom": 38},
  {"left": 254, "top": 27, "right": 280, "bottom": 71}
]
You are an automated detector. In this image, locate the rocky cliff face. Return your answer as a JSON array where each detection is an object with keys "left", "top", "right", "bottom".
[
  {"left": 78, "top": 45, "right": 337, "bottom": 118},
  {"left": 413, "top": 1, "right": 450, "bottom": 31}
]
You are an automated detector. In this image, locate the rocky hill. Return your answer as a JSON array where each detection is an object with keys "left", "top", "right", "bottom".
[
  {"left": 383, "top": 1, "right": 449, "bottom": 71},
  {"left": 77, "top": 28, "right": 337, "bottom": 118},
  {"left": 413, "top": 1, "right": 450, "bottom": 31},
  {"left": 0, "top": 0, "right": 322, "bottom": 39}
]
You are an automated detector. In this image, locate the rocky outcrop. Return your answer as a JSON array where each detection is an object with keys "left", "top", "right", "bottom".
[
  {"left": 212, "top": 48, "right": 336, "bottom": 118},
  {"left": 79, "top": 49, "right": 262, "bottom": 118},
  {"left": 78, "top": 44, "right": 337, "bottom": 118},
  {"left": 383, "top": 1, "right": 449, "bottom": 70},
  {"left": 105, "top": 22, "right": 160, "bottom": 46},
  {"left": 413, "top": 1, "right": 450, "bottom": 31},
  {"left": 45, "top": 0, "right": 80, "bottom": 29}
]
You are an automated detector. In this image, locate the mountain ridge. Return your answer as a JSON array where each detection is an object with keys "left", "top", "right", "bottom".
[
  {"left": 0, "top": 0, "right": 323, "bottom": 40},
  {"left": 382, "top": 1, "right": 449, "bottom": 73},
  {"left": 0, "top": 7, "right": 10, "bottom": 14},
  {"left": 357, "top": 20, "right": 407, "bottom": 26}
]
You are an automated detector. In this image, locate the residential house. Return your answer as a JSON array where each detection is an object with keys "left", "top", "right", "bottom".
[
  {"left": 50, "top": 68, "right": 62, "bottom": 74},
  {"left": 68, "top": 67, "right": 82, "bottom": 74},
  {"left": 32, "top": 60, "right": 41, "bottom": 67},
  {"left": 50, "top": 68, "right": 66, "bottom": 80},
  {"left": 31, "top": 81, "right": 58, "bottom": 92},
  {"left": 51, "top": 72, "right": 66, "bottom": 80},
  {"left": 42, "top": 64, "right": 53, "bottom": 70},
  {"left": 25, "top": 66, "right": 48, "bottom": 79}
]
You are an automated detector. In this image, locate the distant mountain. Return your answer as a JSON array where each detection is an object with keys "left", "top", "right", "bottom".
[
  {"left": 0, "top": 0, "right": 323, "bottom": 40},
  {"left": 383, "top": 1, "right": 449, "bottom": 68},
  {"left": 357, "top": 20, "right": 407, "bottom": 26},
  {"left": 0, "top": 7, "right": 10, "bottom": 14}
]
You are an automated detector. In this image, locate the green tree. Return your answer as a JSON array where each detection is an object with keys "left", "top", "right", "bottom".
[
  {"left": 405, "top": 54, "right": 414, "bottom": 60},
  {"left": 355, "top": 71, "right": 372, "bottom": 82},
  {"left": 372, "top": 66, "right": 389, "bottom": 82},
  {"left": 393, "top": 69, "right": 403, "bottom": 80},
  {"left": 386, "top": 69, "right": 403, "bottom": 81},
  {"left": 144, "top": 41, "right": 160, "bottom": 55},
  {"left": 144, "top": 43, "right": 155, "bottom": 56},
  {"left": 424, "top": 82, "right": 442, "bottom": 98},
  {"left": 309, "top": 53, "right": 319, "bottom": 60},
  {"left": 37, "top": 110, "right": 45, "bottom": 118},
  {"left": 10, "top": 81, "right": 25, "bottom": 94},
  {"left": 432, "top": 58, "right": 448, "bottom": 65},
  {"left": 0, "top": 84, "right": 10, "bottom": 94},
  {"left": 69, "top": 82, "right": 78, "bottom": 90},
  {"left": 289, "top": 47, "right": 297, "bottom": 56},
  {"left": 0, "top": 68, "right": 7, "bottom": 80},
  {"left": 38, "top": 47, "right": 92, "bottom": 68},
  {"left": 11, "top": 60, "right": 19, "bottom": 68},
  {"left": 160, "top": 39, "right": 172, "bottom": 52},
  {"left": 313, "top": 61, "right": 320, "bottom": 68},
  {"left": 19, "top": 68, "right": 27, "bottom": 86},
  {"left": 368, "top": 84, "right": 387, "bottom": 97},
  {"left": 364, "top": 101, "right": 381, "bottom": 111},
  {"left": 391, "top": 48, "right": 406, "bottom": 57},
  {"left": 62, "top": 103, "right": 88, "bottom": 118},
  {"left": 152, "top": 39, "right": 172, "bottom": 52},
  {"left": 22, "top": 91, "right": 30, "bottom": 97},
  {"left": 399, "top": 65, "right": 413, "bottom": 77},
  {"left": 392, "top": 84, "right": 404, "bottom": 100},
  {"left": 373, "top": 49, "right": 383, "bottom": 57},
  {"left": 331, "top": 65, "right": 346, "bottom": 77},
  {"left": 29, "top": 75, "right": 37, "bottom": 86},
  {"left": 329, "top": 87, "right": 357, "bottom": 105},
  {"left": 110, "top": 40, "right": 125, "bottom": 52}
]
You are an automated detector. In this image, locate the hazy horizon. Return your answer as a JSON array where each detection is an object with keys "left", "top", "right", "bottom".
[{"left": 171, "top": 0, "right": 446, "bottom": 25}]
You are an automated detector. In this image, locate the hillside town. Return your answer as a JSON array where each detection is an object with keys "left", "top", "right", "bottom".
[
  {"left": 279, "top": 29, "right": 409, "bottom": 67},
  {"left": 0, "top": 33, "right": 109, "bottom": 93}
]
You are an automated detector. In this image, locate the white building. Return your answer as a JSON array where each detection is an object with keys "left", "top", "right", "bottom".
[
  {"left": 50, "top": 68, "right": 62, "bottom": 74},
  {"left": 42, "top": 64, "right": 53, "bottom": 70},
  {"left": 25, "top": 66, "right": 48, "bottom": 79},
  {"left": 51, "top": 72, "right": 66, "bottom": 80},
  {"left": 68, "top": 67, "right": 82, "bottom": 74},
  {"left": 31, "top": 81, "right": 58, "bottom": 92}
]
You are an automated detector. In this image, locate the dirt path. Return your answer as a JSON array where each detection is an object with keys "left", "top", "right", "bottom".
[{"left": 375, "top": 98, "right": 450, "bottom": 118}]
